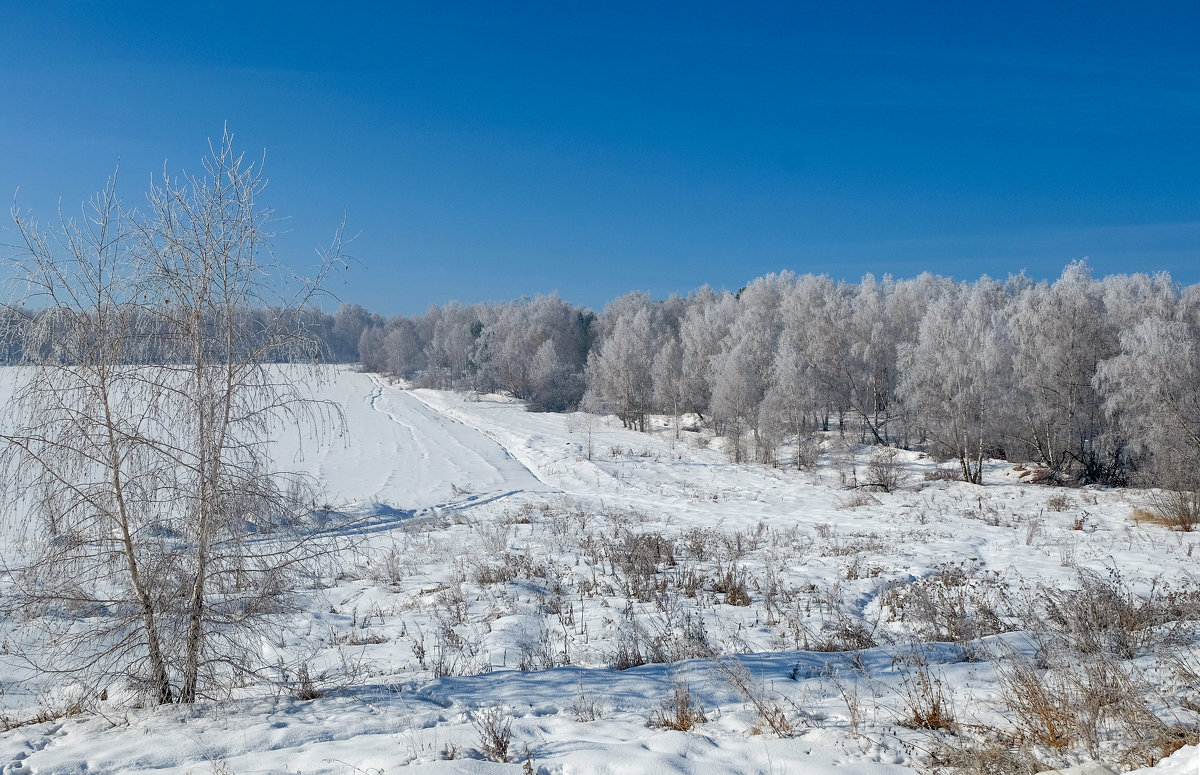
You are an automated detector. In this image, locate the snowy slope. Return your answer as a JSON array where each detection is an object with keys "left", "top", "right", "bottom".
[
  {"left": 0, "top": 369, "right": 1196, "bottom": 774},
  {"left": 279, "top": 372, "right": 551, "bottom": 513}
]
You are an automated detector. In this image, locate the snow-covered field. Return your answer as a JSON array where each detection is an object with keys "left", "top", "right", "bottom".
[{"left": 0, "top": 369, "right": 1196, "bottom": 774}]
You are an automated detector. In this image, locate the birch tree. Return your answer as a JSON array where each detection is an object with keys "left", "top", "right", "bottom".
[
  {"left": 898, "top": 282, "right": 1010, "bottom": 484},
  {"left": 3, "top": 173, "right": 178, "bottom": 703},
  {"left": 678, "top": 287, "right": 737, "bottom": 418},
  {"left": 583, "top": 292, "right": 657, "bottom": 430},
  {"left": 1007, "top": 263, "right": 1117, "bottom": 481},
  {"left": 2, "top": 129, "right": 348, "bottom": 705},
  {"left": 652, "top": 334, "right": 684, "bottom": 438},
  {"left": 710, "top": 274, "right": 784, "bottom": 462},
  {"left": 1095, "top": 317, "right": 1200, "bottom": 492}
]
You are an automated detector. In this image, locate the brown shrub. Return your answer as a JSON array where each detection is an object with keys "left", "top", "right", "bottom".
[
  {"left": 924, "top": 465, "right": 961, "bottom": 482},
  {"left": 898, "top": 660, "right": 958, "bottom": 733},
  {"left": 649, "top": 682, "right": 707, "bottom": 731},
  {"left": 1142, "top": 490, "right": 1200, "bottom": 532}
]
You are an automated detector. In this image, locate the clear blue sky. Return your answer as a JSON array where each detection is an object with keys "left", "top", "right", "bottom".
[{"left": 3, "top": 2, "right": 1198, "bottom": 314}]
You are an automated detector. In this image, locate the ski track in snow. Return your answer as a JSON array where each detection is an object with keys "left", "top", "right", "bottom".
[
  {"left": 276, "top": 371, "right": 554, "bottom": 521},
  {"left": 359, "top": 373, "right": 553, "bottom": 509}
]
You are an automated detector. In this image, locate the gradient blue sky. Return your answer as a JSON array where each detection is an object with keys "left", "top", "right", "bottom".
[{"left": 3, "top": 2, "right": 1198, "bottom": 314}]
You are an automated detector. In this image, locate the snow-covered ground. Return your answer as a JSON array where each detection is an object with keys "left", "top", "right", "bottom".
[{"left": 0, "top": 369, "right": 1196, "bottom": 774}]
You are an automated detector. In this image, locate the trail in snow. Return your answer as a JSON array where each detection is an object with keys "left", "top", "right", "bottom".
[{"left": 277, "top": 370, "right": 553, "bottom": 517}]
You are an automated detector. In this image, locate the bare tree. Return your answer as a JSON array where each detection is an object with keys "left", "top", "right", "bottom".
[
  {"left": 3, "top": 172, "right": 178, "bottom": 703},
  {"left": 1, "top": 129, "right": 349, "bottom": 706}
]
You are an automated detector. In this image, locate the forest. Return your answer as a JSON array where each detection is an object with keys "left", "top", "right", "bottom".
[{"left": 347, "top": 263, "right": 1200, "bottom": 495}]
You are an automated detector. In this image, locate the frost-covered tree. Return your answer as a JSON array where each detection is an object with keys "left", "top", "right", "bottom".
[
  {"left": 761, "top": 345, "right": 818, "bottom": 467},
  {"left": 584, "top": 292, "right": 657, "bottom": 430},
  {"left": 383, "top": 316, "right": 429, "bottom": 378},
  {"left": 764, "top": 275, "right": 836, "bottom": 434},
  {"left": 358, "top": 294, "right": 592, "bottom": 410},
  {"left": 779, "top": 275, "right": 861, "bottom": 435},
  {"left": 359, "top": 312, "right": 429, "bottom": 379},
  {"left": 1100, "top": 271, "right": 1179, "bottom": 332},
  {"left": 710, "top": 343, "right": 759, "bottom": 462},
  {"left": 526, "top": 338, "right": 585, "bottom": 412},
  {"left": 1, "top": 130, "right": 348, "bottom": 705},
  {"left": 898, "top": 282, "right": 1010, "bottom": 483},
  {"left": 710, "top": 274, "right": 785, "bottom": 462},
  {"left": 1006, "top": 263, "right": 1119, "bottom": 481},
  {"left": 331, "top": 303, "right": 371, "bottom": 362},
  {"left": 652, "top": 333, "right": 684, "bottom": 438},
  {"left": 424, "top": 301, "right": 485, "bottom": 389},
  {"left": 486, "top": 294, "right": 589, "bottom": 408},
  {"left": 1095, "top": 316, "right": 1200, "bottom": 490},
  {"left": 348, "top": 264, "right": 1200, "bottom": 487},
  {"left": 843, "top": 274, "right": 913, "bottom": 444},
  {"left": 678, "top": 287, "right": 738, "bottom": 418}
]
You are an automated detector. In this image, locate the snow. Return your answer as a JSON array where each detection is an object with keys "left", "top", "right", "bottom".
[
  {"left": 1129, "top": 747, "right": 1199, "bottom": 775},
  {"left": 1, "top": 368, "right": 1197, "bottom": 774},
  {"left": 286, "top": 372, "right": 551, "bottom": 513}
]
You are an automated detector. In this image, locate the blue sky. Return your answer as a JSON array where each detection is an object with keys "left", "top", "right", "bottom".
[{"left": 2, "top": 2, "right": 1198, "bottom": 314}]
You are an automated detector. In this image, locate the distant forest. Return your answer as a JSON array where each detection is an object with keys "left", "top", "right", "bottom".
[
  {"left": 8, "top": 262, "right": 1200, "bottom": 491},
  {"left": 349, "top": 263, "right": 1200, "bottom": 491},
  {"left": 0, "top": 305, "right": 364, "bottom": 367}
]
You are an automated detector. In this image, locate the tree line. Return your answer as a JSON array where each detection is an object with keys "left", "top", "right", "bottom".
[
  {"left": 7, "top": 260, "right": 1193, "bottom": 493},
  {"left": 352, "top": 263, "right": 1200, "bottom": 491},
  {"left": 0, "top": 303, "right": 364, "bottom": 366}
]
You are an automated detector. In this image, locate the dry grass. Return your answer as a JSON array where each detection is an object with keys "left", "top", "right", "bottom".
[
  {"left": 292, "top": 662, "right": 323, "bottom": 701},
  {"left": 865, "top": 448, "right": 908, "bottom": 493},
  {"left": 994, "top": 655, "right": 1077, "bottom": 753},
  {"left": 0, "top": 699, "right": 86, "bottom": 731},
  {"left": 924, "top": 465, "right": 961, "bottom": 482},
  {"left": 898, "top": 660, "right": 957, "bottom": 733},
  {"left": 1133, "top": 494, "right": 1200, "bottom": 531},
  {"left": 837, "top": 492, "right": 880, "bottom": 510},
  {"left": 1024, "top": 466, "right": 1059, "bottom": 484},
  {"left": 1046, "top": 493, "right": 1073, "bottom": 512},
  {"left": 1132, "top": 506, "right": 1166, "bottom": 525},
  {"left": 331, "top": 631, "right": 388, "bottom": 646},
  {"left": 924, "top": 737, "right": 1042, "bottom": 775},
  {"left": 712, "top": 564, "right": 752, "bottom": 606},
  {"left": 474, "top": 705, "right": 513, "bottom": 763},
  {"left": 715, "top": 658, "right": 798, "bottom": 737},
  {"left": 649, "top": 682, "right": 707, "bottom": 731},
  {"left": 882, "top": 562, "right": 1011, "bottom": 643},
  {"left": 991, "top": 649, "right": 1198, "bottom": 768},
  {"left": 1039, "top": 567, "right": 1200, "bottom": 658}
]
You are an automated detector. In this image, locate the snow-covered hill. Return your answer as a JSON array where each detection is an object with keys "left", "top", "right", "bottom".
[{"left": 0, "top": 369, "right": 1196, "bottom": 774}]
